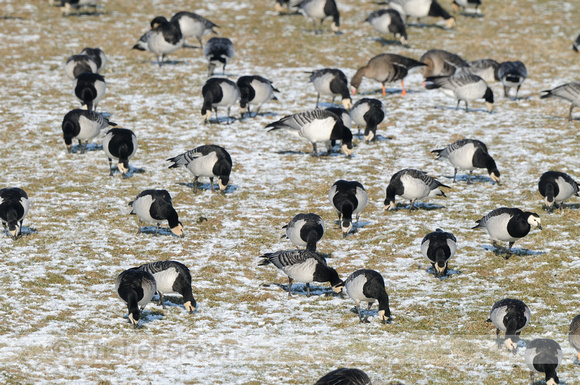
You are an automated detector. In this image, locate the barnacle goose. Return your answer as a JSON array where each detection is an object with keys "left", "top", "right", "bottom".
[
  {"left": 61, "top": 109, "right": 115, "bottom": 153},
  {"left": 79, "top": 47, "right": 107, "bottom": 73},
  {"left": 167, "top": 145, "right": 232, "bottom": 194},
  {"left": 73, "top": 72, "right": 106, "bottom": 111},
  {"left": 136, "top": 261, "right": 196, "bottom": 313},
  {"left": 258, "top": 249, "right": 343, "bottom": 297},
  {"left": 525, "top": 339, "right": 562, "bottom": 385},
  {"left": 349, "top": 98, "right": 387, "bottom": 142},
  {"left": 421, "top": 229, "right": 456, "bottom": 277},
  {"left": 102, "top": 128, "right": 138, "bottom": 177},
  {"left": 389, "top": 0, "right": 455, "bottom": 28},
  {"left": 147, "top": 16, "right": 184, "bottom": 67},
  {"left": 384, "top": 169, "right": 448, "bottom": 210},
  {"left": 420, "top": 49, "right": 468, "bottom": 78},
  {"left": 129, "top": 190, "right": 184, "bottom": 238},
  {"left": 329, "top": 180, "right": 368, "bottom": 237},
  {"left": 282, "top": 213, "right": 324, "bottom": 251},
  {"left": 0, "top": 188, "right": 29, "bottom": 240},
  {"left": 294, "top": 0, "right": 340, "bottom": 34},
  {"left": 308, "top": 68, "right": 352, "bottom": 110},
  {"left": 115, "top": 268, "right": 156, "bottom": 328},
  {"left": 201, "top": 77, "right": 240, "bottom": 124},
  {"left": 488, "top": 298, "right": 531, "bottom": 353},
  {"left": 425, "top": 72, "right": 494, "bottom": 113},
  {"left": 569, "top": 315, "right": 580, "bottom": 364},
  {"left": 540, "top": 81, "right": 580, "bottom": 121},
  {"left": 538, "top": 171, "right": 579, "bottom": 211},
  {"left": 344, "top": 269, "right": 391, "bottom": 324},
  {"left": 237, "top": 75, "right": 279, "bottom": 118},
  {"left": 203, "top": 37, "right": 235, "bottom": 76},
  {"left": 170, "top": 11, "right": 218, "bottom": 48},
  {"left": 65, "top": 54, "right": 97, "bottom": 80},
  {"left": 315, "top": 368, "right": 371, "bottom": 385},
  {"left": 366, "top": 9, "right": 407, "bottom": 45},
  {"left": 472, "top": 207, "right": 541, "bottom": 258},
  {"left": 266, "top": 109, "right": 353, "bottom": 157},
  {"left": 431, "top": 138, "right": 500, "bottom": 184},
  {"left": 497, "top": 61, "right": 527, "bottom": 99}
]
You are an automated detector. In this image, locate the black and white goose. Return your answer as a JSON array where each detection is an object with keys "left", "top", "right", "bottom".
[
  {"left": 201, "top": 77, "right": 240, "bottom": 124},
  {"left": 488, "top": 298, "right": 531, "bottom": 353},
  {"left": 472, "top": 207, "right": 541, "bottom": 258},
  {"left": 540, "top": 81, "right": 580, "bottom": 121},
  {"left": 237, "top": 75, "right": 279, "bottom": 118},
  {"left": 170, "top": 11, "right": 218, "bottom": 48},
  {"left": 538, "top": 171, "right": 579, "bottom": 211},
  {"left": 282, "top": 213, "right": 324, "bottom": 251},
  {"left": 569, "top": 315, "right": 580, "bottom": 364},
  {"left": 167, "top": 145, "right": 232, "bottom": 193},
  {"left": 349, "top": 98, "right": 387, "bottom": 142},
  {"left": 421, "top": 229, "right": 456, "bottom": 277},
  {"left": 129, "top": 190, "right": 184, "bottom": 238},
  {"left": 258, "top": 249, "right": 343, "bottom": 297},
  {"left": 366, "top": 9, "right": 407, "bottom": 45},
  {"left": 497, "top": 61, "right": 527, "bottom": 99},
  {"left": 344, "top": 269, "right": 391, "bottom": 324},
  {"left": 314, "top": 368, "right": 371, "bottom": 385},
  {"left": 266, "top": 109, "right": 353, "bottom": 157},
  {"left": 73, "top": 72, "right": 106, "bottom": 111},
  {"left": 146, "top": 16, "right": 184, "bottom": 67},
  {"left": 420, "top": 49, "right": 468, "bottom": 78},
  {"left": 329, "top": 180, "right": 368, "bottom": 237},
  {"left": 525, "top": 339, "right": 562, "bottom": 385},
  {"left": 294, "top": 0, "right": 340, "bottom": 34},
  {"left": 431, "top": 138, "right": 500, "bottom": 184},
  {"left": 79, "top": 47, "right": 107, "bottom": 73},
  {"left": 59, "top": 0, "right": 99, "bottom": 16},
  {"left": 115, "top": 268, "right": 156, "bottom": 328},
  {"left": 0, "top": 187, "right": 29, "bottom": 240},
  {"left": 203, "top": 37, "right": 235, "bottom": 76},
  {"left": 136, "top": 261, "right": 196, "bottom": 313},
  {"left": 65, "top": 54, "right": 97, "bottom": 80},
  {"left": 426, "top": 72, "right": 494, "bottom": 113},
  {"left": 62, "top": 109, "right": 115, "bottom": 153},
  {"left": 102, "top": 128, "right": 138, "bottom": 177},
  {"left": 389, "top": 0, "right": 455, "bottom": 28},
  {"left": 384, "top": 169, "right": 448, "bottom": 210},
  {"left": 308, "top": 68, "right": 352, "bottom": 110}
]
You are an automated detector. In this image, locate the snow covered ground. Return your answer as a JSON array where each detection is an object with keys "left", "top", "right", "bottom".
[{"left": 0, "top": 0, "right": 579, "bottom": 383}]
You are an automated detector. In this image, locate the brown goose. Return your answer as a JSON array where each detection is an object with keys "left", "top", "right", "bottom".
[
  {"left": 350, "top": 53, "right": 426, "bottom": 96},
  {"left": 420, "top": 49, "right": 468, "bottom": 78}
]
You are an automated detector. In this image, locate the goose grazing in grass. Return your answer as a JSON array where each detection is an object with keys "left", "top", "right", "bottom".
[
  {"left": 170, "top": 11, "right": 218, "bottom": 48},
  {"left": 540, "top": 81, "right": 580, "bottom": 121},
  {"left": 282, "top": 213, "right": 324, "bottom": 251},
  {"left": 389, "top": 0, "right": 455, "bottom": 28},
  {"left": 59, "top": 0, "right": 99, "bottom": 16},
  {"left": 329, "top": 180, "right": 368, "bottom": 237},
  {"left": 0, "top": 188, "right": 29, "bottom": 240},
  {"left": 421, "top": 229, "right": 456, "bottom": 277},
  {"left": 569, "top": 315, "right": 580, "bottom": 364},
  {"left": 488, "top": 298, "right": 531, "bottom": 353},
  {"left": 62, "top": 109, "right": 115, "bottom": 153},
  {"left": 472, "top": 208, "right": 541, "bottom": 258},
  {"left": 237, "top": 75, "right": 279, "bottom": 118},
  {"left": 366, "top": 9, "right": 408, "bottom": 45},
  {"left": 351, "top": 53, "right": 426, "bottom": 96},
  {"left": 79, "top": 47, "right": 107, "bottom": 73},
  {"left": 294, "top": 0, "right": 340, "bottom": 34},
  {"left": 65, "top": 54, "right": 97, "bottom": 80},
  {"left": 167, "top": 145, "right": 232, "bottom": 194},
  {"left": 146, "top": 16, "right": 184, "bottom": 67},
  {"left": 73, "top": 72, "right": 105, "bottom": 111},
  {"left": 201, "top": 77, "right": 240, "bottom": 124},
  {"left": 315, "top": 368, "right": 372, "bottom": 385},
  {"left": 115, "top": 269, "right": 156, "bottom": 328},
  {"left": 538, "top": 171, "right": 579, "bottom": 211},
  {"left": 349, "top": 98, "right": 387, "bottom": 142},
  {"left": 203, "top": 37, "right": 235, "bottom": 76},
  {"left": 431, "top": 138, "right": 500, "bottom": 184},
  {"left": 420, "top": 49, "right": 468, "bottom": 78},
  {"left": 497, "top": 61, "right": 527, "bottom": 98},
  {"left": 344, "top": 269, "right": 391, "bottom": 324},
  {"left": 425, "top": 72, "right": 494, "bottom": 113},
  {"left": 464, "top": 59, "right": 499, "bottom": 84},
  {"left": 258, "top": 249, "right": 343, "bottom": 297},
  {"left": 525, "top": 339, "right": 562, "bottom": 385},
  {"left": 136, "top": 261, "right": 196, "bottom": 313},
  {"left": 384, "top": 169, "right": 448, "bottom": 210},
  {"left": 266, "top": 109, "right": 353, "bottom": 157},
  {"left": 103, "top": 128, "right": 138, "bottom": 177},
  {"left": 129, "top": 190, "right": 184, "bottom": 238},
  {"left": 308, "top": 68, "right": 352, "bottom": 110}
]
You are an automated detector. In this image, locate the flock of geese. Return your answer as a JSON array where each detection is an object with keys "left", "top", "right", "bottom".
[{"left": 10, "top": 0, "right": 580, "bottom": 383}]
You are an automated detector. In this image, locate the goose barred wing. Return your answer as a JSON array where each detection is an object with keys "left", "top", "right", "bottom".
[
  {"left": 138, "top": 261, "right": 192, "bottom": 282},
  {"left": 401, "top": 169, "right": 448, "bottom": 189},
  {"left": 167, "top": 149, "right": 205, "bottom": 167},
  {"left": 266, "top": 109, "right": 336, "bottom": 132},
  {"left": 258, "top": 250, "right": 326, "bottom": 268},
  {"left": 473, "top": 207, "right": 522, "bottom": 228},
  {"left": 541, "top": 82, "right": 580, "bottom": 102}
]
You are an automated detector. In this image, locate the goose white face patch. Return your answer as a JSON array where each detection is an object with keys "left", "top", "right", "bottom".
[{"left": 528, "top": 215, "right": 541, "bottom": 229}]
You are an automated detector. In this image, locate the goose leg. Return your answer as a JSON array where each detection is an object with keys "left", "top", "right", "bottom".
[
  {"left": 287, "top": 277, "right": 293, "bottom": 297},
  {"left": 356, "top": 304, "right": 363, "bottom": 323},
  {"left": 210, "top": 177, "right": 215, "bottom": 191},
  {"left": 137, "top": 219, "right": 142, "bottom": 234},
  {"left": 108, "top": 158, "right": 113, "bottom": 176},
  {"left": 193, "top": 176, "right": 199, "bottom": 194},
  {"left": 453, "top": 168, "right": 458, "bottom": 183},
  {"left": 495, "top": 328, "right": 502, "bottom": 349},
  {"left": 306, "top": 283, "right": 311, "bottom": 297},
  {"left": 158, "top": 292, "right": 166, "bottom": 309},
  {"left": 155, "top": 223, "right": 160, "bottom": 236},
  {"left": 316, "top": 93, "right": 320, "bottom": 108},
  {"left": 468, "top": 171, "right": 473, "bottom": 184},
  {"left": 312, "top": 143, "right": 319, "bottom": 157},
  {"left": 382, "top": 83, "right": 386, "bottom": 96},
  {"left": 505, "top": 242, "right": 515, "bottom": 259},
  {"left": 400, "top": 80, "right": 406, "bottom": 96},
  {"left": 214, "top": 107, "right": 219, "bottom": 124},
  {"left": 569, "top": 104, "right": 575, "bottom": 121}
]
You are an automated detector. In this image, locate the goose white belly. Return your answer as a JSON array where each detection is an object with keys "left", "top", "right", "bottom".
[
  {"left": 490, "top": 306, "right": 529, "bottom": 333},
  {"left": 300, "top": 117, "right": 335, "bottom": 143},
  {"left": 20, "top": 198, "right": 30, "bottom": 220},
  {"left": 92, "top": 81, "right": 106, "bottom": 106},
  {"left": 301, "top": 0, "right": 326, "bottom": 19},
  {"left": 370, "top": 14, "right": 392, "bottom": 34},
  {"left": 483, "top": 213, "right": 516, "bottom": 242},
  {"left": 148, "top": 33, "right": 183, "bottom": 55},
  {"left": 179, "top": 20, "right": 205, "bottom": 38},
  {"left": 349, "top": 104, "right": 370, "bottom": 126},
  {"left": 152, "top": 268, "right": 180, "bottom": 294},
  {"left": 345, "top": 275, "right": 374, "bottom": 303},
  {"left": 282, "top": 258, "right": 317, "bottom": 283},
  {"left": 400, "top": 174, "right": 431, "bottom": 200},
  {"left": 312, "top": 72, "right": 336, "bottom": 96},
  {"left": 250, "top": 80, "right": 274, "bottom": 105},
  {"left": 286, "top": 219, "right": 307, "bottom": 248},
  {"left": 132, "top": 195, "right": 162, "bottom": 225},
  {"left": 555, "top": 177, "right": 577, "bottom": 202},
  {"left": 352, "top": 188, "right": 368, "bottom": 216},
  {"left": 455, "top": 81, "right": 486, "bottom": 102},
  {"left": 186, "top": 151, "right": 218, "bottom": 177},
  {"left": 394, "top": 0, "right": 431, "bottom": 18},
  {"left": 214, "top": 83, "right": 240, "bottom": 108},
  {"left": 77, "top": 115, "right": 103, "bottom": 141},
  {"left": 447, "top": 143, "right": 477, "bottom": 170}
]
